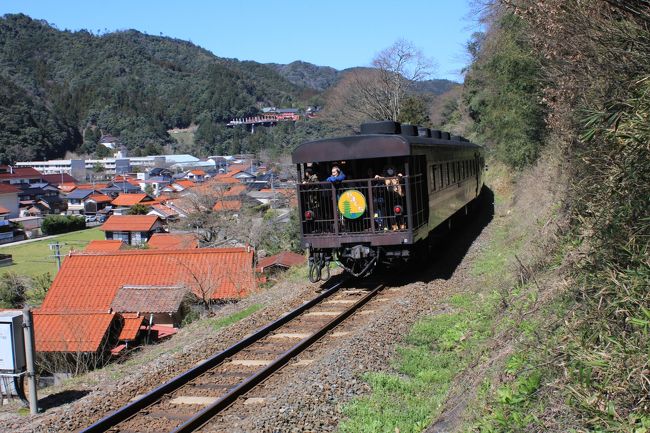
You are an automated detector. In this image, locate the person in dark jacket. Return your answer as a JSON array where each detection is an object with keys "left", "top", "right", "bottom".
[{"left": 326, "top": 165, "right": 346, "bottom": 182}]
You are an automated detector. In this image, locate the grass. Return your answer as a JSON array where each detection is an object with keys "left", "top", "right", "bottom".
[
  {"left": 339, "top": 291, "right": 499, "bottom": 433},
  {"left": 0, "top": 228, "right": 103, "bottom": 278},
  {"left": 169, "top": 129, "right": 195, "bottom": 146},
  {"left": 339, "top": 172, "right": 541, "bottom": 433},
  {"left": 209, "top": 303, "right": 263, "bottom": 331}
]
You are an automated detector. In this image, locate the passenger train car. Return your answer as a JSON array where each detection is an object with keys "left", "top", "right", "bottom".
[{"left": 292, "top": 121, "right": 485, "bottom": 281}]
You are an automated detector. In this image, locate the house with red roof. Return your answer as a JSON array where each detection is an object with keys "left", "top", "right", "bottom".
[
  {"left": 147, "top": 203, "right": 180, "bottom": 222},
  {"left": 40, "top": 173, "right": 78, "bottom": 186},
  {"left": 84, "top": 193, "right": 113, "bottom": 215},
  {"left": 100, "top": 215, "right": 164, "bottom": 245},
  {"left": 162, "top": 179, "right": 196, "bottom": 194},
  {"left": 0, "top": 183, "right": 20, "bottom": 218},
  {"left": 33, "top": 248, "right": 256, "bottom": 360},
  {"left": 185, "top": 169, "right": 206, "bottom": 183},
  {"left": 148, "top": 233, "right": 198, "bottom": 249},
  {"left": 213, "top": 200, "right": 242, "bottom": 212},
  {"left": 0, "top": 166, "right": 42, "bottom": 185},
  {"left": 111, "top": 193, "right": 155, "bottom": 208},
  {"left": 85, "top": 240, "right": 125, "bottom": 252}
]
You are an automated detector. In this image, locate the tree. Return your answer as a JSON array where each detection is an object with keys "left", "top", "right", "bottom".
[
  {"left": 128, "top": 204, "right": 149, "bottom": 215},
  {"left": 371, "top": 39, "right": 435, "bottom": 121},
  {"left": 323, "top": 39, "right": 435, "bottom": 129},
  {"left": 0, "top": 272, "right": 29, "bottom": 308},
  {"left": 95, "top": 143, "right": 112, "bottom": 158},
  {"left": 92, "top": 161, "right": 105, "bottom": 173},
  {"left": 398, "top": 95, "right": 431, "bottom": 126}
]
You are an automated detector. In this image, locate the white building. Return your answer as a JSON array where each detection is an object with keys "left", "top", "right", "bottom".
[{"left": 16, "top": 154, "right": 202, "bottom": 178}]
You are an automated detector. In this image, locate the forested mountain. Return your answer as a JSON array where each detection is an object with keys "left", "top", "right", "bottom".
[
  {"left": 412, "top": 78, "right": 458, "bottom": 96},
  {"left": 267, "top": 61, "right": 339, "bottom": 91},
  {"left": 269, "top": 61, "right": 459, "bottom": 95},
  {"left": 0, "top": 14, "right": 305, "bottom": 163}
]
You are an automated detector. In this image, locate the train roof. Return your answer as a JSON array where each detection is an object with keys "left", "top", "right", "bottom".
[{"left": 292, "top": 124, "right": 481, "bottom": 164}]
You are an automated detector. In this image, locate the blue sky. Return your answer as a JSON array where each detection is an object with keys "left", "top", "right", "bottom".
[{"left": 1, "top": 0, "right": 479, "bottom": 82}]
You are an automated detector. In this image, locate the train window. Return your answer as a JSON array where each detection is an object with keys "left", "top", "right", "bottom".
[{"left": 441, "top": 163, "right": 448, "bottom": 187}]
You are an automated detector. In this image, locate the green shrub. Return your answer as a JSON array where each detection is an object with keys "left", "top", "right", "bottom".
[{"left": 41, "top": 215, "right": 86, "bottom": 235}]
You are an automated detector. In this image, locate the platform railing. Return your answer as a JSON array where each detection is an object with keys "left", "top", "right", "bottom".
[{"left": 298, "top": 174, "right": 425, "bottom": 236}]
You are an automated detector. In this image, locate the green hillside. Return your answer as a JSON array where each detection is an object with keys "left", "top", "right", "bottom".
[{"left": 0, "top": 14, "right": 304, "bottom": 163}]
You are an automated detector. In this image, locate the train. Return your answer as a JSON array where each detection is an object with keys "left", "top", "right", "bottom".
[{"left": 292, "top": 121, "right": 485, "bottom": 282}]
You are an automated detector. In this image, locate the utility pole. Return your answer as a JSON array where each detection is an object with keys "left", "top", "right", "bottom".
[
  {"left": 49, "top": 241, "right": 62, "bottom": 271},
  {"left": 22, "top": 308, "right": 38, "bottom": 415}
]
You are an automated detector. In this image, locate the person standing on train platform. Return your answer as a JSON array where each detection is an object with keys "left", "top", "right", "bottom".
[{"left": 326, "top": 165, "right": 346, "bottom": 183}]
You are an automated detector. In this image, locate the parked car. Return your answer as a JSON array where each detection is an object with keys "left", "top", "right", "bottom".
[{"left": 85, "top": 215, "right": 96, "bottom": 223}]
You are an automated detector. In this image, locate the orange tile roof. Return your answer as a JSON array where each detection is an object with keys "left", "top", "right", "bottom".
[
  {"left": 0, "top": 206, "right": 9, "bottom": 214},
  {"left": 213, "top": 200, "right": 242, "bottom": 212},
  {"left": 88, "top": 193, "right": 112, "bottom": 203},
  {"left": 33, "top": 312, "right": 117, "bottom": 352},
  {"left": 100, "top": 215, "right": 161, "bottom": 232},
  {"left": 85, "top": 240, "right": 125, "bottom": 252},
  {"left": 174, "top": 180, "right": 196, "bottom": 189},
  {"left": 148, "top": 233, "right": 198, "bottom": 249},
  {"left": 214, "top": 175, "right": 239, "bottom": 184},
  {"left": 111, "top": 193, "right": 153, "bottom": 206},
  {"left": 190, "top": 169, "right": 206, "bottom": 176},
  {"left": 256, "top": 251, "right": 306, "bottom": 273},
  {"left": 227, "top": 164, "right": 247, "bottom": 174},
  {"left": 40, "top": 247, "right": 255, "bottom": 314},
  {"left": 59, "top": 183, "right": 77, "bottom": 193},
  {"left": 76, "top": 183, "right": 110, "bottom": 190},
  {"left": 223, "top": 184, "right": 247, "bottom": 197},
  {"left": 118, "top": 316, "right": 144, "bottom": 341}
]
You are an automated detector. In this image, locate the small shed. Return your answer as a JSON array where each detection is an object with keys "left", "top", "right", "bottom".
[
  {"left": 256, "top": 251, "right": 306, "bottom": 275},
  {"left": 111, "top": 285, "right": 192, "bottom": 327}
]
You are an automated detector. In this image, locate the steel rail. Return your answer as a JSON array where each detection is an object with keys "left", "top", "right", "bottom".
[
  {"left": 80, "top": 276, "right": 349, "bottom": 433},
  {"left": 172, "top": 282, "right": 384, "bottom": 433}
]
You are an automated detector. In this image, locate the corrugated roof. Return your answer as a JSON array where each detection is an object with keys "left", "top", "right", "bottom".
[
  {"left": 111, "top": 285, "right": 190, "bottom": 314},
  {"left": 148, "top": 233, "right": 198, "bottom": 249},
  {"left": 118, "top": 316, "right": 144, "bottom": 341},
  {"left": 111, "top": 193, "right": 152, "bottom": 206},
  {"left": 40, "top": 247, "right": 255, "bottom": 313},
  {"left": 33, "top": 312, "right": 117, "bottom": 352},
  {"left": 85, "top": 240, "right": 125, "bottom": 252},
  {"left": 100, "top": 215, "right": 160, "bottom": 232}
]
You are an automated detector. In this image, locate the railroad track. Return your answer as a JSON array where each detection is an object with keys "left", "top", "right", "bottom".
[{"left": 81, "top": 277, "right": 385, "bottom": 433}]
